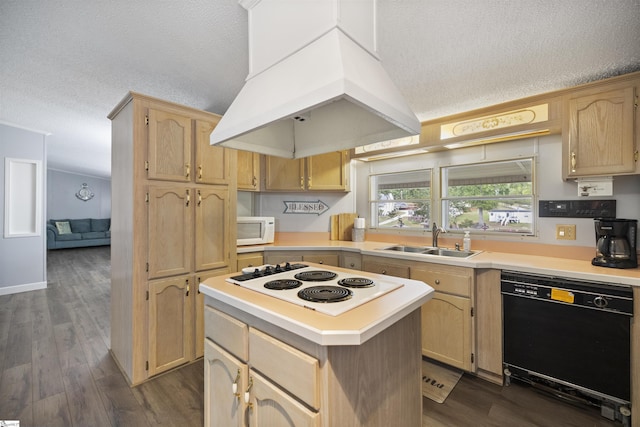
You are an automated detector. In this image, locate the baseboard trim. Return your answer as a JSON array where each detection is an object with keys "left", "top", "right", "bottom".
[{"left": 0, "top": 280, "right": 47, "bottom": 296}]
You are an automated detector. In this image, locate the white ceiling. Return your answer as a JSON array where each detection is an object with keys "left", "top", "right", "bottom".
[{"left": 1, "top": 0, "right": 639, "bottom": 179}]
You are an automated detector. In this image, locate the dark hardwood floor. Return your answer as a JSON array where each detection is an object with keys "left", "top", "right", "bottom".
[{"left": 0, "top": 246, "right": 622, "bottom": 426}]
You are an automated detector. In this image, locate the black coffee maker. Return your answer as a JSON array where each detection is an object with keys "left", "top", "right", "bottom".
[{"left": 592, "top": 218, "right": 638, "bottom": 269}]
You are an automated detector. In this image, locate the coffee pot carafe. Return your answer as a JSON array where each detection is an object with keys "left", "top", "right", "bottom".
[{"left": 592, "top": 218, "right": 637, "bottom": 269}]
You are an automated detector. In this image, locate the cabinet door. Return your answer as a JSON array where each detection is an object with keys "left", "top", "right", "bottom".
[
  {"left": 247, "top": 370, "right": 320, "bottom": 427},
  {"left": 195, "top": 119, "right": 233, "bottom": 185},
  {"left": 204, "top": 339, "right": 247, "bottom": 427},
  {"left": 148, "top": 275, "right": 193, "bottom": 376},
  {"left": 307, "top": 151, "right": 349, "bottom": 191},
  {"left": 195, "top": 270, "right": 230, "bottom": 359},
  {"left": 265, "top": 156, "right": 305, "bottom": 191},
  {"left": 566, "top": 86, "right": 636, "bottom": 177},
  {"left": 237, "top": 252, "right": 264, "bottom": 272},
  {"left": 195, "top": 187, "right": 231, "bottom": 272},
  {"left": 147, "top": 108, "right": 192, "bottom": 182},
  {"left": 148, "top": 186, "right": 193, "bottom": 279},
  {"left": 422, "top": 292, "right": 472, "bottom": 371},
  {"left": 237, "top": 150, "right": 261, "bottom": 191}
]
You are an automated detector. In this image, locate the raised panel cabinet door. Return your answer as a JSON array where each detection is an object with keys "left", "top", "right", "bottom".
[
  {"left": 148, "top": 275, "right": 194, "bottom": 377},
  {"left": 195, "top": 187, "right": 231, "bottom": 272},
  {"left": 306, "top": 150, "right": 349, "bottom": 191},
  {"left": 147, "top": 186, "right": 193, "bottom": 279},
  {"left": 247, "top": 370, "right": 320, "bottom": 427},
  {"left": 195, "top": 119, "right": 232, "bottom": 185},
  {"left": 204, "top": 339, "right": 247, "bottom": 427},
  {"left": 566, "top": 86, "right": 636, "bottom": 177},
  {"left": 421, "top": 292, "right": 472, "bottom": 371},
  {"left": 237, "top": 150, "right": 261, "bottom": 190},
  {"left": 265, "top": 156, "right": 305, "bottom": 191},
  {"left": 147, "top": 108, "right": 192, "bottom": 182}
]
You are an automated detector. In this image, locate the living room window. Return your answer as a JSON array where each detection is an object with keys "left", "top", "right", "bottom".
[
  {"left": 369, "top": 170, "right": 432, "bottom": 229},
  {"left": 441, "top": 158, "right": 534, "bottom": 235}
]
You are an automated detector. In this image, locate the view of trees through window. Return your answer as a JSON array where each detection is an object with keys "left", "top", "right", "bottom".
[
  {"left": 442, "top": 159, "right": 534, "bottom": 234},
  {"left": 370, "top": 170, "right": 431, "bottom": 229}
]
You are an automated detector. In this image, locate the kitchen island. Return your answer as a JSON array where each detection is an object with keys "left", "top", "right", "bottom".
[{"left": 199, "top": 262, "right": 434, "bottom": 427}]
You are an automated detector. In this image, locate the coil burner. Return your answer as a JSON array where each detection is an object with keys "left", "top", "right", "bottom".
[
  {"left": 294, "top": 270, "right": 338, "bottom": 282},
  {"left": 264, "top": 279, "right": 303, "bottom": 290},
  {"left": 297, "top": 286, "right": 353, "bottom": 303},
  {"left": 337, "top": 277, "right": 375, "bottom": 288}
]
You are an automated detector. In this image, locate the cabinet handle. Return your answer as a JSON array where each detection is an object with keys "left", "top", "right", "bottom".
[
  {"left": 571, "top": 152, "right": 576, "bottom": 173},
  {"left": 197, "top": 190, "right": 202, "bottom": 206},
  {"left": 382, "top": 269, "right": 387, "bottom": 274},
  {"left": 186, "top": 280, "right": 190, "bottom": 296},
  {"left": 185, "top": 163, "right": 190, "bottom": 179},
  {"left": 434, "top": 279, "right": 440, "bottom": 285},
  {"left": 319, "top": 261, "right": 324, "bottom": 264},
  {"left": 252, "top": 176, "right": 257, "bottom": 187},
  {"left": 300, "top": 176, "right": 304, "bottom": 189},
  {"left": 244, "top": 376, "right": 254, "bottom": 405},
  {"left": 232, "top": 369, "right": 241, "bottom": 398},
  {"left": 198, "top": 165, "right": 203, "bottom": 180},
  {"left": 185, "top": 189, "right": 190, "bottom": 207},
  {"left": 349, "top": 263, "right": 355, "bottom": 267}
]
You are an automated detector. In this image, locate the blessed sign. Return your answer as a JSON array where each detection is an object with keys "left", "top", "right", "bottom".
[{"left": 283, "top": 200, "right": 329, "bottom": 215}]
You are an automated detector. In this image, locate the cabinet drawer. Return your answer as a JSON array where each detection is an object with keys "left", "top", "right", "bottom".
[
  {"left": 249, "top": 328, "right": 320, "bottom": 410},
  {"left": 362, "top": 260, "right": 410, "bottom": 278},
  {"left": 204, "top": 306, "right": 248, "bottom": 361},
  {"left": 303, "top": 254, "right": 340, "bottom": 267},
  {"left": 411, "top": 266, "right": 472, "bottom": 297},
  {"left": 341, "top": 253, "right": 362, "bottom": 270},
  {"left": 237, "top": 252, "right": 264, "bottom": 272}
]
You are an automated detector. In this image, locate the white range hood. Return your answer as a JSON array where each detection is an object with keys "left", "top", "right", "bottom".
[{"left": 210, "top": 0, "right": 421, "bottom": 159}]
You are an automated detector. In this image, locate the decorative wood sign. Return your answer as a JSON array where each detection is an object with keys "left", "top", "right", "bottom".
[{"left": 283, "top": 200, "right": 329, "bottom": 215}]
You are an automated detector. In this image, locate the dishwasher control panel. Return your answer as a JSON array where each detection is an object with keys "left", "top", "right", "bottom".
[{"left": 501, "top": 271, "right": 633, "bottom": 315}]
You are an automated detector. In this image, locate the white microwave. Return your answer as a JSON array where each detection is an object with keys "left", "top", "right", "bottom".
[{"left": 237, "top": 216, "right": 275, "bottom": 246}]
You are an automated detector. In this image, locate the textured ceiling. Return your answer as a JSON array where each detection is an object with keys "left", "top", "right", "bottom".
[{"left": 1, "top": 0, "right": 639, "bottom": 178}]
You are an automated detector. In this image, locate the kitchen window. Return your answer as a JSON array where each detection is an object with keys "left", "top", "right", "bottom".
[
  {"left": 369, "top": 170, "right": 432, "bottom": 229},
  {"left": 441, "top": 158, "right": 534, "bottom": 235}
]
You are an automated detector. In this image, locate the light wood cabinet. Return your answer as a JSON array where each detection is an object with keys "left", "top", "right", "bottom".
[
  {"left": 474, "top": 269, "right": 503, "bottom": 385},
  {"left": 340, "top": 252, "right": 362, "bottom": 270},
  {"left": 411, "top": 264, "right": 475, "bottom": 372},
  {"left": 563, "top": 81, "right": 639, "bottom": 179},
  {"left": 362, "top": 255, "right": 410, "bottom": 278},
  {"left": 236, "top": 150, "right": 261, "bottom": 191},
  {"left": 264, "top": 250, "right": 340, "bottom": 267},
  {"left": 264, "top": 150, "right": 350, "bottom": 191},
  {"left": 148, "top": 274, "right": 193, "bottom": 376},
  {"left": 109, "top": 92, "right": 237, "bottom": 385},
  {"left": 203, "top": 299, "right": 422, "bottom": 427},
  {"left": 237, "top": 252, "right": 264, "bottom": 272}
]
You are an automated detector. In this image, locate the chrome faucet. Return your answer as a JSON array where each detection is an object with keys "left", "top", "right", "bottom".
[{"left": 432, "top": 222, "right": 445, "bottom": 247}]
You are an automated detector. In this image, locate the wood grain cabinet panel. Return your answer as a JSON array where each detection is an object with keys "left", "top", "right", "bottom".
[
  {"left": 237, "top": 252, "right": 264, "bottom": 272},
  {"left": 564, "top": 84, "right": 638, "bottom": 178},
  {"left": 148, "top": 275, "right": 193, "bottom": 376},
  {"left": 147, "top": 108, "right": 192, "bottom": 182},
  {"left": 236, "top": 150, "right": 261, "bottom": 191},
  {"left": 264, "top": 151, "right": 350, "bottom": 191},
  {"left": 109, "top": 92, "right": 236, "bottom": 385}
]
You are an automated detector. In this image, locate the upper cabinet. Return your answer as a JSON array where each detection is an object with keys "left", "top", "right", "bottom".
[
  {"left": 147, "top": 108, "right": 192, "bottom": 182},
  {"left": 237, "top": 150, "right": 261, "bottom": 191},
  {"left": 195, "top": 119, "right": 233, "bottom": 185},
  {"left": 563, "top": 79, "right": 639, "bottom": 179},
  {"left": 265, "top": 150, "right": 350, "bottom": 191}
]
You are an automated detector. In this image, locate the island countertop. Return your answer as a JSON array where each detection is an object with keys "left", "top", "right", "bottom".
[{"left": 199, "top": 262, "right": 434, "bottom": 346}]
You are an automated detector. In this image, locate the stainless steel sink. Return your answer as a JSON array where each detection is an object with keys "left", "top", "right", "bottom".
[
  {"left": 378, "top": 245, "right": 429, "bottom": 253},
  {"left": 377, "top": 245, "right": 479, "bottom": 258}
]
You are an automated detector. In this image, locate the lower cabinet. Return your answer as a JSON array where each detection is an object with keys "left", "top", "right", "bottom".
[
  {"left": 264, "top": 251, "right": 340, "bottom": 267},
  {"left": 204, "top": 340, "right": 246, "bottom": 427},
  {"left": 362, "top": 255, "right": 410, "bottom": 278},
  {"left": 411, "top": 264, "right": 475, "bottom": 372},
  {"left": 148, "top": 269, "right": 228, "bottom": 377},
  {"left": 237, "top": 252, "right": 264, "bottom": 272}
]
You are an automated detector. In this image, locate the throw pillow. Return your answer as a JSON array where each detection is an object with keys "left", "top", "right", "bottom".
[{"left": 55, "top": 221, "right": 72, "bottom": 235}]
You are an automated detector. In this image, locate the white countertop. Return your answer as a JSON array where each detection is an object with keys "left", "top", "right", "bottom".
[
  {"left": 199, "top": 262, "right": 434, "bottom": 346},
  {"left": 238, "top": 240, "right": 640, "bottom": 287}
]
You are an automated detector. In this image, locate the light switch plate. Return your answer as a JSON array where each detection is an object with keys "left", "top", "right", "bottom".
[{"left": 556, "top": 224, "right": 576, "bottom": 240}]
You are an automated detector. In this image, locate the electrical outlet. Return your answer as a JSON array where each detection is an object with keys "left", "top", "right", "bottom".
[{"left": 556, "top": 224, "right": 576, "bottom": 240}]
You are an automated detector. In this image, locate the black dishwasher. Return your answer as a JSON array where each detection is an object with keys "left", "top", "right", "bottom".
[{"left": 501, "top": 271, "right": 633, "bottom": 424}]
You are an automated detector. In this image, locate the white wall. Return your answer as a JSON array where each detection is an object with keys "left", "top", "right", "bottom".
[
  {"left": 47, "top": 169, "right": 111, "bottom": 220},
  {"left": 0, "top": 122, "right": 48, "bottom": 295}
]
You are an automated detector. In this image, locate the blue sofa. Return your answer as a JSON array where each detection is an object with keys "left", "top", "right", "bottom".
[{"left": 47, "top": 218, "right": 111, "bottom": 249}]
